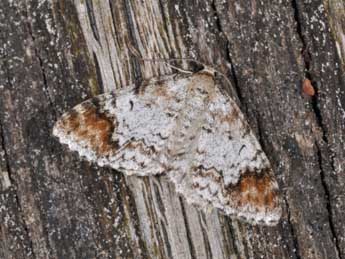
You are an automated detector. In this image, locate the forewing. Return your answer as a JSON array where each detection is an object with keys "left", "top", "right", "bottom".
[
  {"left": 53, "top": 75, "right": 190, "bottom": 176},
  {"left": 169, "top": 82, "right": 281, "bottom": 225}
]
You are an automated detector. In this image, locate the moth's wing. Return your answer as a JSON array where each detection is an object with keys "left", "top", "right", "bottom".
[
  {"left": 53, "top": 75, "right": 189, "bottom": 176},
  {"left": 169, "top": 86, "right": 282, "bottom": 225}
]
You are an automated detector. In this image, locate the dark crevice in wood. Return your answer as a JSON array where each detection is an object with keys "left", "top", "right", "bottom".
[
  {"left": 284, "top": 197, "right": 301, "bottom": 259},
  {"left": 290, "top": 0, "right": 311, "bottom": 74},
  {"left": 198, "top": 214, "right": 212, "bottom": 259},
  {"left": 315, "top": 143, "right": 342, "bottom": 259},
  {"left": 255, "top": 115, "right": 267, "bottom": 153},
  {"left": 238, "top": 224, "right": 250, "bottom": 259},
  {"left": 310, "top": 96, "right": 336, "bottom": 170},
  {"left": 151, "top": 181, "right": 171, "bottom": 258},
  {"left": 225, "top": 43, "right": 243, "bottom": 103},
  {"left": 160, "top": 218, "right": 173, "bottom": 259},
  {"left": 0, "top": 122, "right": 13, "bottom": 191},
  {"left": 310, "top": 82, "right": 340, "bottom": 258},
  {"left": 0, "top": 100, "right": 20, "bottom": 187},
  {"left": 24, "top": 13, "right": 57, "bottom": 121},
  {"left": 209, "top": 0, "right": 243, "bottom": 104},
  {"left": 108, "top": 0, "right": 118, "bottom": 35},
  {"left": 108, "top": 0, "right": 123, "bottom": 62},
  {"left": 210, "top": 0, "right": 222, "bottom": 36},
  {"left": 291, "top": 0, "right": 318, "bottom": 117},
  {"left": 122, "top": 0, "right": 137, "bottom": 48},
  {"left": 36, "top": 53, "right": 57, "bottom": 119},
  {"left": 152, "top": 181, "right": 167, "bottom": 222},
  {"left": 179, "top": 197, "right": 197, "bottom": 259},
  {"left": 130, "top": 207, "right": 151, "bottom": 258},
  {"left": 157, "top": 0, "right": 172, "bottom": 47},
  {"left": 92, "top": 52, "right": 104, "bottom": 94},
  {"left": 142, "top": 179, "right": 166, "bottom": 259},
  {"left": 0, "top": 123, "right": 13, "bottom": 194},
  {"left": 123, "top": 0, "right": 142, "bottom": 84},
  {"left": 0, "top": 121, "right": 35, "bottom": 258},
  {"left": 118, "top": 175, "right": 149, "bottom": 259},
  {"left": 227, "top": 219, "right": 241, "bottom": 258},
  {"left": 85, "top": 0, "right": 100, "bottom": 42}
]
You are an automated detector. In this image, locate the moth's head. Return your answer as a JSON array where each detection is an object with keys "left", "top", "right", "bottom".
[{"left": 197, "top": 66, "right": 217, "bottom": 77}]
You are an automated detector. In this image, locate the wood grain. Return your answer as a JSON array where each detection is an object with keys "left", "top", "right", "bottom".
[{"left": 1, "top": 0, "right": 344, "bottom": 258}]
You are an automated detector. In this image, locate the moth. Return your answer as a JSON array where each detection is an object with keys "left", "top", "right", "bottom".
[{"left": 53, "top": 68, "right": 282, "bottom": 225}]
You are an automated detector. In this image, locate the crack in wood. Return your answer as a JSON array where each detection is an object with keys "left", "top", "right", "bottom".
[
  {"left": 92, "top": 52, "right": 105, "bottom": 94},
  {"left": 24, "top": 8, "right": 58, "bottom": 121},
  {"left": 226, "top": 218, "right": 241, "bottom": 258},
  {"left": 284, "top": 196, "right": 301, "bottom": 259},
  {"left": 209, "top": 0, "right": 243, "bottom": 104},
  {"left": 179, "top": 197, "right": 197, "bottom": 259},
  {"left": 0, "top": 121, "right": 12, "bottom": 189},
  {"left": 141, "top": 178, "right": 167, "bottom": 259},
  {"left": 315, "top": 143, "right": 342, "bottom": 259},
  {"left": 0, "top": 118, "right": 36, "bottom": 258},
  {"left": 197, "top": 214, "right": 213, "bottom": 259},
  {"left": 85, "top": 0, "right": 100, "bottom": 42},
  {"left": 255, "top": 115, "right": 267, "bottom": 156},
  {"left": 310, "top": 63, "right": 341, "bottom": 259},
  {"left": 122, "top": 0, "right": 142, "bottom": 83},
  {"left": 291, "top": 0, "right": 311, "bottom": 73}
]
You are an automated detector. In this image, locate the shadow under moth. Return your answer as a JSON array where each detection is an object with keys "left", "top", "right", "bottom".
[{"left": 53, "top": 68, "right": 281, "bottom": 226}]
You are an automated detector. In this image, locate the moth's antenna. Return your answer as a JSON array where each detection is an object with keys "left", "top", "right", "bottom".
[
  {"left": 140, "top": 58, "right": 194, "bottom": 74},
  {"left": 127, "top": 45, "right": 198, "bottom": 74},
  {"left": 127, "top": 45, "right": 234, "bottom": 92}
]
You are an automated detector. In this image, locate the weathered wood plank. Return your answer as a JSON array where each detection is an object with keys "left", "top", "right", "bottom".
[{"left": 1, "top": 0, "right": 344, "bottom": 258}]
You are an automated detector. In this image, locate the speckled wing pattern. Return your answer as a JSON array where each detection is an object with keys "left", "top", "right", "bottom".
[{"left": 53, "top": 70, "right": 281, "bottom": 225}]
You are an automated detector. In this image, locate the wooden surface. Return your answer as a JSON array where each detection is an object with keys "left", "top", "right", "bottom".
[{"left": 1, "top": 0, "right": 345, "bottom": 258}]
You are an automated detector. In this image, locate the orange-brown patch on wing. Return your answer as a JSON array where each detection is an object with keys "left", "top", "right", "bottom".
[
  {"left": 64, "top": 110, "right": 80, "bottom": 130},
  {"left": 81, "top": 106, "right": 116, "bottom": 154},
  {"left": 230, "top": 170, "right": 279, "bottom": 212},
  {"left": 59, "top": 103, "right": 118, "bottom": 156}
]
